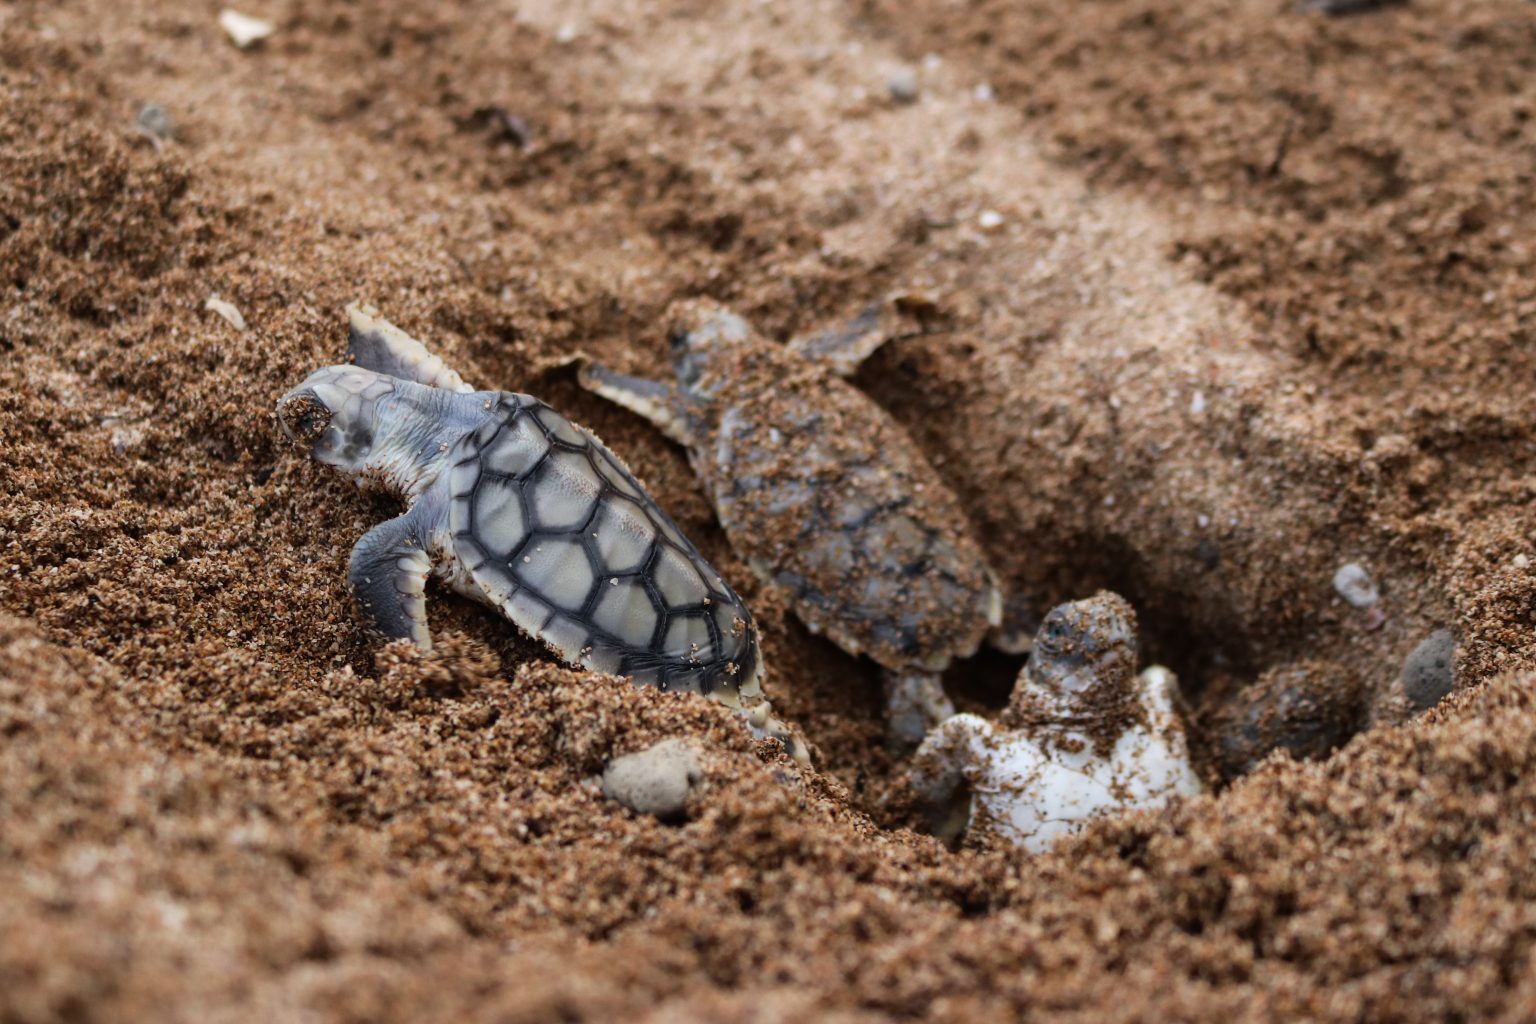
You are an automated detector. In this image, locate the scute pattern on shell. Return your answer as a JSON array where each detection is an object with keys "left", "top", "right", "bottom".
[
  {"left": 446, "top": 393, "right": 758, "bottom": 696},
  {"left": 697, "top": 342, "right": 996, "bottom": 674}
]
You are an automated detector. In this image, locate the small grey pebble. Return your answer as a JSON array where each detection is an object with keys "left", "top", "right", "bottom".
[
  {"left": 1333, "top": 562, "right": 1379, "bottom": 609},
  {"left": 136, "top": 103, "right": 176, "bottom": 141},
  {"left": 1402, "top": 629, "right": 1455, "bottom": 711},
  {"left": 887, "top": 68, "right": 919, "bottom": 105},
  {"left": 601, "top": 739, "right": 704, "bottom": 821}
]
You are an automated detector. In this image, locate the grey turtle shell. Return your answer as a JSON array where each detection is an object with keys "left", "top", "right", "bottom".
[
  {"left": 446, "top": 391, "right": 760, "bottom": 698},
  {"left": 664, "top": 300, "right": 1000, "bottom": 675}
]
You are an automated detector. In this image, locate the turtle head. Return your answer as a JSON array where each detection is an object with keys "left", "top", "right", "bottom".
[
  {"left": 277, "top": 365, "right": 396, "bottom": 477},
  {"left": 277, "top": 364, "right": 467, "bottom": 501},
  {"left": 1017, "top": 591, "right": 1140, "bottom": 713},
  {"left": 665, "top": 298, "right": 755, "bottom": 401}
]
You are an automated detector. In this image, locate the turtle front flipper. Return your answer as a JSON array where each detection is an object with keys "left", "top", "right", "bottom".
[
  {"left": 883, "top": 669, "right": 957, "bottom": 749},
  {"left": 785, "top": 292, "right": 937, "bottom": 377},
  {"left": 346, "top": 302, "right": 475, "bottom": 393},
  {"left": 906, "top": 712, "right": 986, "bottom": 843},
  {"left": 348, "top": 506, "right": 437, "bottom": 650},
  {"left": 577, "top": 361, "right": 698, "bottom": 446}
]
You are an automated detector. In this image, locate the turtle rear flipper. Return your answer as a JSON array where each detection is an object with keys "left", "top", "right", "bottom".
[
  {"left": 347, "top": 302, "right": 474, "bottom": 393},
  {"left": 348, "top": 506, "right": 438, "bottom": 650}
]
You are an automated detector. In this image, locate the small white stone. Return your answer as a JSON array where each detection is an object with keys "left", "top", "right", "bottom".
[
  {"left": 977, "top": 209, "right": 1006, "bottom": 231},
  {"left": 973, "top": 82, "right": 996, "bottom": 102},
  {"left": 219, "top": 9, "right": 275, "bottom": 49},
  {"left": 1333, "top": 562, "right": 1379, "bottom": 609},
  {"left": 204, "top": 294, "right": 247, "bottom": 331},
  {"left": 1190, "top": 390, "right": 1206, "bottom": 415},
  {"left": 887, "top": 68, "right": 919, "bottom": 105},
  {"left": 601, "top": 739, "right": 704, "bottom": 820},
  {"left": 1196, "top": 514, "right": 1211, "bottom": 528},
  {"left": 1514, "top": 554, "right": 1530, "bottom": 570},
  {"left": 554, "top": 22, "right": 579, "bottom": 44}
]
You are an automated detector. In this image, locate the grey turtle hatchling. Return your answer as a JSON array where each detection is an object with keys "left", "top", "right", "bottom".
[
  {"left": 277, "top": 304, "right": 804, "bottom": 761},
  {"left": 580, "top": 298, "right": 1002, "bottom": 745}
]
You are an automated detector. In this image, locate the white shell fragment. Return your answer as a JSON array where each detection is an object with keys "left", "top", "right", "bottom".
[
  {"left": 1332, "top": 561, "right": 1379, "bottom": 609},
  {"left": 204, "top": 293, "right": 248, "bottom": 331},
  {"left": 219, "top": 9, "right": 275, "bottom": 49},
  {"left": 910, "top": 592, "right": 1203, "bottom": 853},
  {"left": 886, "top": 68, "right": 919, "bottom": 104}
]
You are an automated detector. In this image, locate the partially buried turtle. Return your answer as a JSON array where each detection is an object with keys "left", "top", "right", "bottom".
[
  {"left": 277, "top": 304, "right": 804, "bottom": 761},
  {"left": 579, "top": 298, "right": 1003, "bottom": 745},
  {"left": 907, "top": 591, "right": 1203, "bottom": 852}
]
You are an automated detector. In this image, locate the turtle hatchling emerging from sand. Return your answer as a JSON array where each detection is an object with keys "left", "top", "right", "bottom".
[
  {"left": 276, "top": 304, "right": 803, "bottom": 761},
  {"left": 907, "top": 592, "right": 1203, "bottom": 853},
  {"left": 580, "top": 298, "right": 1002, "bottom": 745}
]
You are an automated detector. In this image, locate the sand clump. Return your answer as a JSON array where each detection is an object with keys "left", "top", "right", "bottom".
[{"left": 6, "top": 0, "right": 1536, "bottom": 1019}]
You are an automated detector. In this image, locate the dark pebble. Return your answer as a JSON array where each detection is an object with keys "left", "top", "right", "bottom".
[{"left": 1402, "top": 629, "right": 1455, "bottom": 712}]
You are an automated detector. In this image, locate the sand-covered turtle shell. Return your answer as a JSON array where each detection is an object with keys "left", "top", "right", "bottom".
[
  {"left": 676, "top": 312, "right": 998, "bottom": 674},
  {"left": 443, "top": 391, "right": 759, "bottom": 698}
]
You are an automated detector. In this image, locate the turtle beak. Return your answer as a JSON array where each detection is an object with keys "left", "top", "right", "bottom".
[{"left": 276, "top": 387, "right": 333, "bottom": 449}]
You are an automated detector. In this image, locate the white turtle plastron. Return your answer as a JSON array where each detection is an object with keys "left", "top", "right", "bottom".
[{"left": 914, "top": 667, "right": 1203, "bottom": 853}]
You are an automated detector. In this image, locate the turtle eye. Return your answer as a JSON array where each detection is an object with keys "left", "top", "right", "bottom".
[
  {"left": 278, "top": 391, "right": 333, "bottom": 447},
  {"left": 1035, "top": 610, "right": 1075, "bottom": 654},
  {"left": 671, "top": 336, "right": 704, "bottom": 389}
]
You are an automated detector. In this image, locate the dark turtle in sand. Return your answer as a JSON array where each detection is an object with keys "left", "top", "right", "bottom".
[
  {"left": 579, "top": 298, "right": 1002, "bottom": 745},
  {"left": 277, "top": 304, "right": 803, "bottom": 760}
]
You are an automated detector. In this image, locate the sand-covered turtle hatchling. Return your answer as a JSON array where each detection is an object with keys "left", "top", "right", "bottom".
[
  {"left": 277, "top": 304, "right": 804, "bottom": 761},
  {"left": 580, "top": 298, "right": 1002, "bottom": 745},
  {"left": 907, "top": 592, "right": 1203, "bottom": 852}
]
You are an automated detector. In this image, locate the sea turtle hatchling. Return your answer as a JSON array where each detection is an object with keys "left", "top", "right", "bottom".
[
  {"left": 906, "top": 592, "right": 1203, "bottom": 852},
  {"left": 276, "top": 304, "right": 804, "bottom": 761},
  {"left": 579, "top": 298, "right": 1003, "bottom": 745}
]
